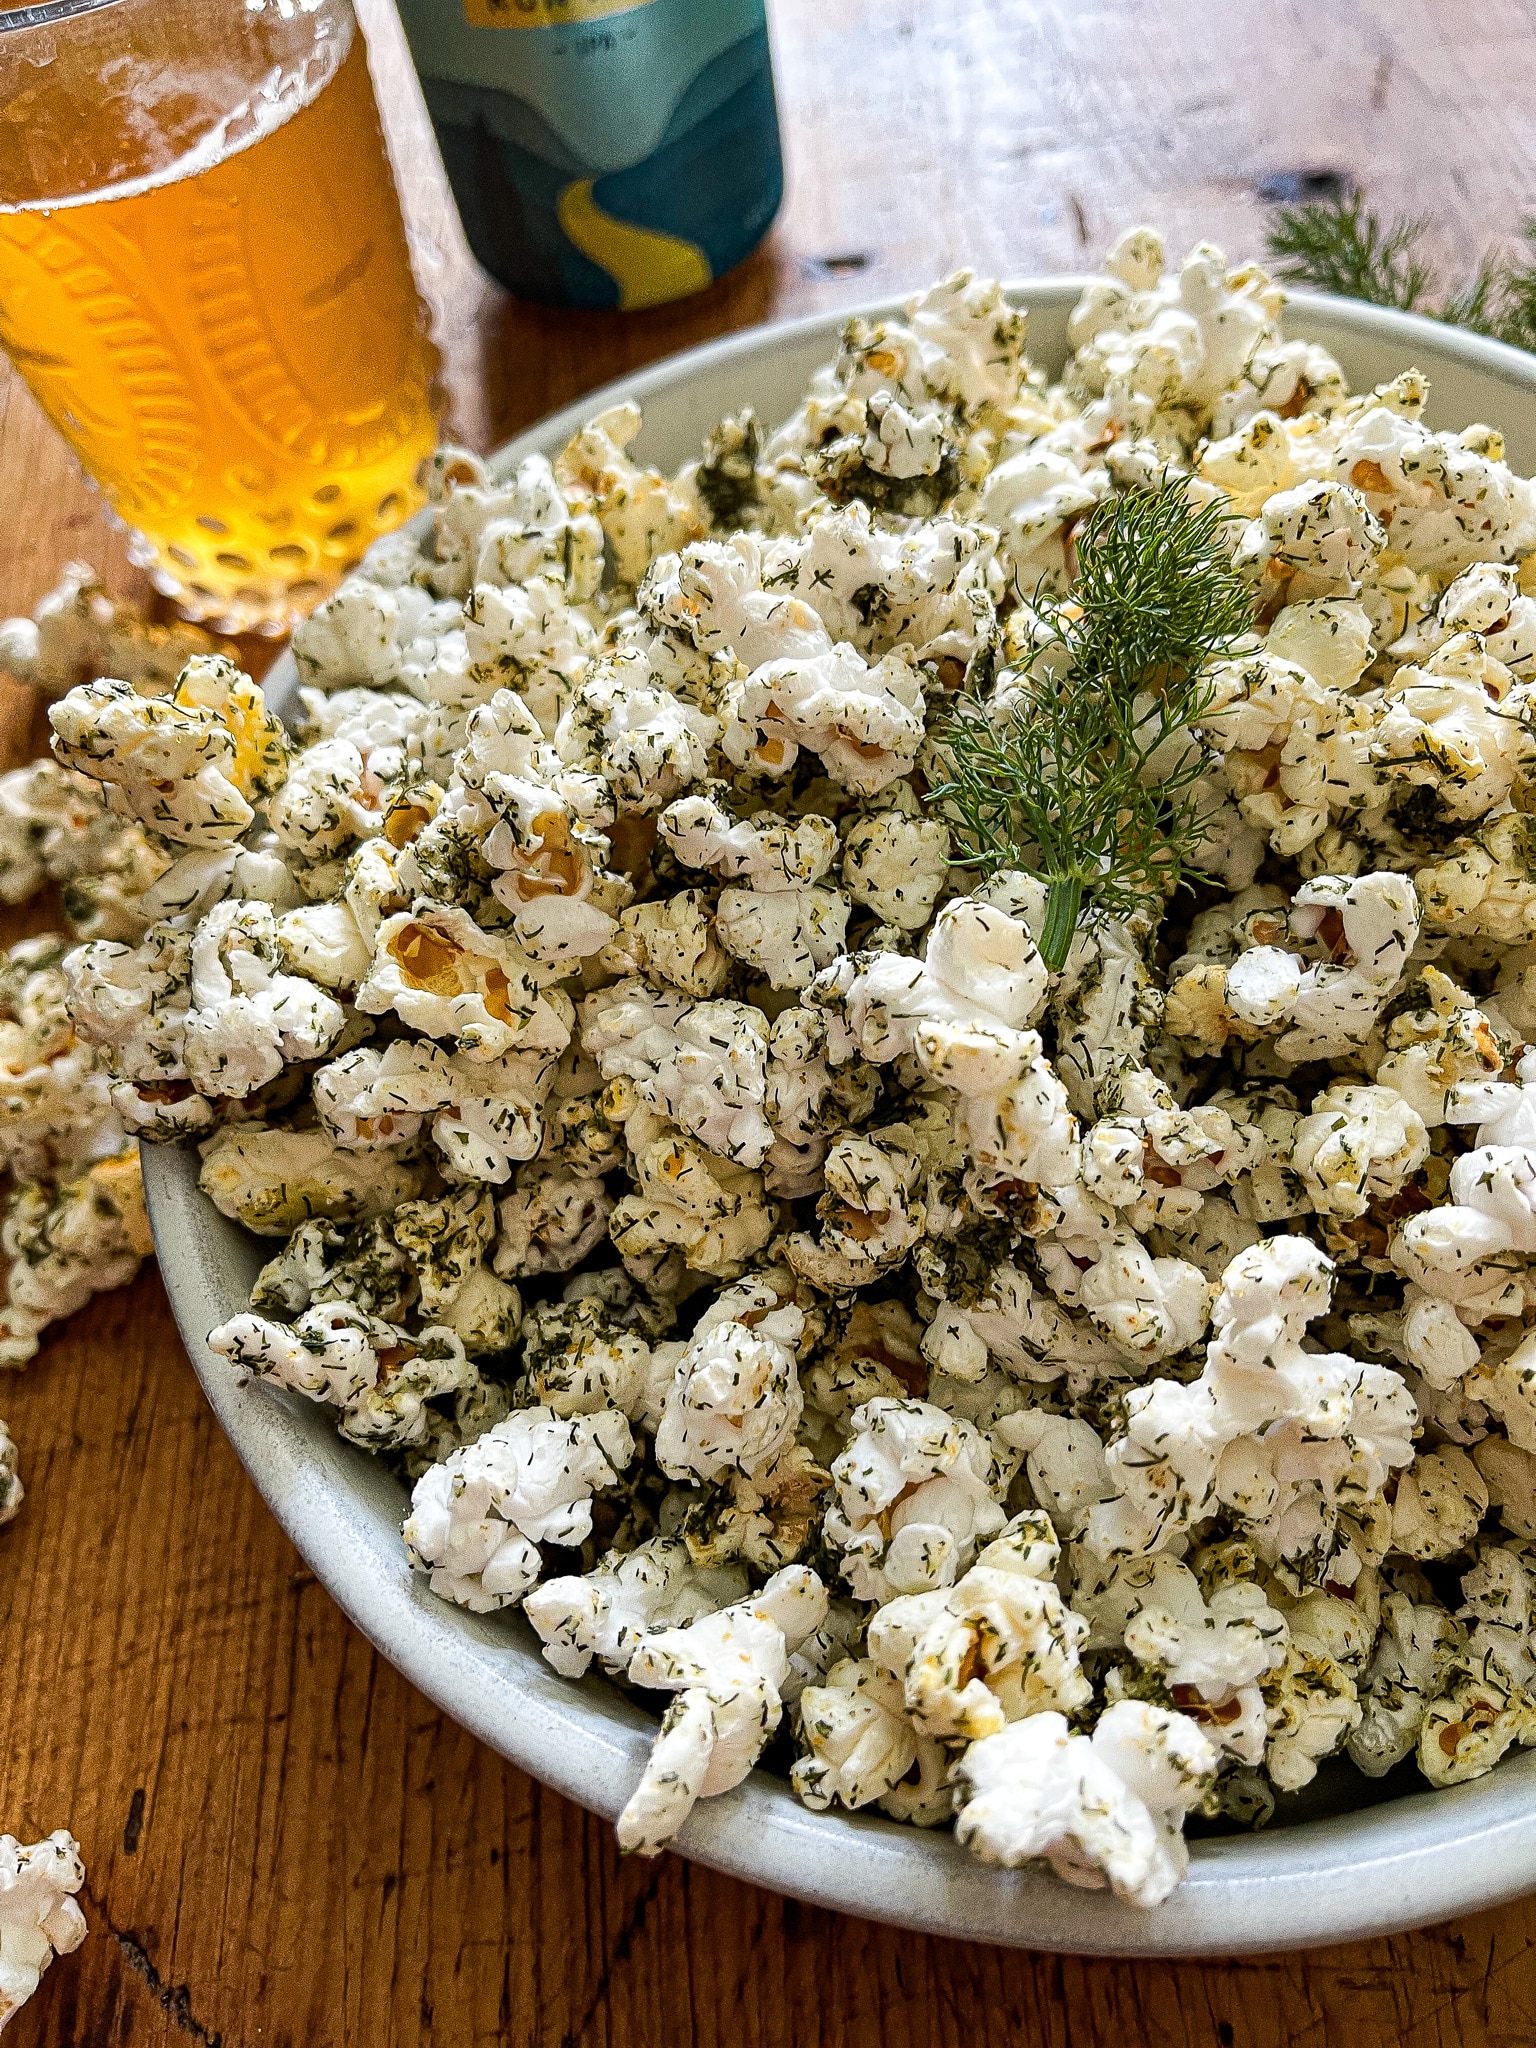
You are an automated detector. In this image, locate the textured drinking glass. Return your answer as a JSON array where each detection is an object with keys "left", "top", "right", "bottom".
[{"left": 0, "top": 0, "right": 441, "bottom": 632}]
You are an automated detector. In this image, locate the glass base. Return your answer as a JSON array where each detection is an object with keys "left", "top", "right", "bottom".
[
  {"left": 131, "top": 537, "right": 326, "bottom": 637},
  {"left": 124, "top": 493, "right": 423, "bottom": 638}
]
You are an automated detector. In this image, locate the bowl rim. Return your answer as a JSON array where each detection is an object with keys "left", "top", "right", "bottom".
[{"left": 145, "top": 277, "right": 1536, "bottom": 1956}]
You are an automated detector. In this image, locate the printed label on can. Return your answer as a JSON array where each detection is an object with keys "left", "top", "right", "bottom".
[{"left": 460, "top": 0, "right": 654, "bottom": 27}]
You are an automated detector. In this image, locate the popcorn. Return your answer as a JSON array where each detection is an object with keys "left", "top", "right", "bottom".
[
  {"left": 1076, "top": 1236, "right": 1213, "bottom": 1364},
  {"left": 787, "top": 273, "right": 1026, "bottom": 471},
  {"left": 556, "top": 651, "right": 717, "bottom": 813},
  {"left": 1068, "top": 232, "right": 1284, "bottom": 451},
  {"left": 728, "top": 643, "right": 926, "bottom": 796},
  {"left": 715, "top": 882, "right": 850, "bottom": 991},
  {"left": 840, "top": 799, "right": 950, "bottom": 932},
  {"left": 0, "top": 563, "right": 113, "bottom": 695},
  {"left": 0, "top": 1151, "right": 152, "bottom": 1367},
  {"left": 263, "top": 736, "right": 380, "bottom": 874},
  {"left": 952, "top": 1700, "right": 1218, "bottom": 1909},
  {"left": 659, "top": 792, "right": 838, "bottom": 890},
  {"left": 978, "top": 439, "right": 1104, "bottom": 585},
  {"left": 392, "top": 1184, "right": 500, "bottom": 1317},
  {"left": 1417, "top": 1548, "right": 1536, "bottom": 1786},
  {"left": 641, "top": 535, "right": 831, "bottom": 675},
  {"left": 1007, "top": 1412, "right": 1115, "bottom": 1531},
  {"left": 1349, "top": 1591, "right": 1463, "bottom": 1777},
  {"left": 0, "top": 936, "right": 121, "bottom": 1183},
  {"left": 1234, "top": 480, "right": 1385, "bottom": 608},
  {"left": 1474, "top": 1436, "right": 1536, "bottom": 1541},
  {"left": 555, "top": 404, "right": 704, "bottom": 591},
  {"left": 180, "top": 899, "right": 346, "bottom": 1099},
  {"left": 1225, "top": 871, "right": 1421, "bottom": 1062},
  {"left": 615, "top": 1565, "right": 829, "bottom": 1853},
  {"left": 583, "top": 981, "right": 773, "bottom": 1169},
  {"left": 823, "top": 1397, "right": 1005, "bottom": 1601},
  {"left": 208, "top": 1302, "right": 480, "bottom": 1451},
  {"left": 1262, "top": 1634, "right": 1362, "bottom": 1791},
  {"left": 519, "top": 1294, "right": 654, "bottom": 1420},
  {"left": 315, "top": 1038, "right": 556, "bottom": 1184},
  {"left": 461, "top": 576, "right": 594, "bottom": 731},
  {"left": 275, "top": 901, "right": 371, "bottom": 991},
  {"left": 50, "top": 655, "right": 290, "bottom": 850},
  {"left": 608, "top": 1114, "right": 777, "bottom": 1278},
  {"left": 1110, "top": 1556, "right": 1285, "bottom": 1762},
  {"left": 761, "top": 1006, "right": 878, "bottom": 1198},
  {"left": 198, "top": 1125, "right": 426, "bottom": 1237},
  {"left": 792, "top": 506, "right": 997, "bottom": 665},
  {"left": 358, "top": 905, "right": 571, "bottom": 1063},
  {"left": 1085, "top": 1236, "right": 1416, "bottom": 1572},
  {"left": 812, "top": 897, "right": 1075, "bottom": 1201},
  {"left": 0, "top": 760, "right": 166, "bottom": 939},
  {"left": 599, "top": 890, "right": 727, "bottom": 998},
  {"left": 0, "top": 559, "right": 220, "bottom": 699},
  {"left": 870, "top": 1513, "right": 1090, "bottom": 1738},
  {"left": 784, "top": 1128, "right": 930, "bottom": 1291},
  {"left": 1370, "top": 970, "right": 1502, "bottom": 1127},
  {"left": 525, "top": 1535, "right": 749, "bottom": 1678},
  {"left": 792, "top": 1658, "right": 934, "bottom": 1816},
  {"left": 1350, "top": 1285, "right": 1480, "bottom": 1391},
  {"left": 917, "top": 1256, "right": 1102, "bottom": 1387},
  {"left": 654, "top": 1279, "right": 805, "bottom": 1483},
  {"left": 55, "top": 234, "right": 1536, "bottom": 1909},
  {"left": 1390, "top": 1446, "right": 1489, "bottom": 1560},
  {"left": 1370, "top": 649, "right": 1526, "bottom": 824},
  {"left": 431, "top": 453, "right": 605, "bottom": 604},
  {"left": 0, "top": 1416, "right": 20, "bottom": 1525},
  {"left": 0, "top": 1831, "right": 87, "bottom": 2031},
  {"left": 1416, "top": 812, "right": 1536, "bottom": 944},
  {"left": 1291, "top": 1082, "right": 1429, "bottom": 1220},
  {"left": 1331, "top": 409, "right": 1536, "bottom": 577},
  {"left": 495, "top": 1161, "right": 614, "bottom": 1277},
  {"left": 403, "top": 1406, "right": 633, "bottom": 1611},
  {"left": 291, "top": 575, "right": 440, "bottom": 691},
  {"left": 1393, "top": 1051, "right": 1536, "bottom": 1317},
  {"left": 819, "top": 894, "right": 1049, "bottom": 1060}
]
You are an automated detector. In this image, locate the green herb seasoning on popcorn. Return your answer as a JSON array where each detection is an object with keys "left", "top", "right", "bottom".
[{"left": 40, "top": 225, "right": 1536, "bottom": 1909}]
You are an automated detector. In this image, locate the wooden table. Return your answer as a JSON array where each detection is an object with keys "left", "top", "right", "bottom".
[{"left": 6, "top": 0, "right": 1536, "bottom": 2039}]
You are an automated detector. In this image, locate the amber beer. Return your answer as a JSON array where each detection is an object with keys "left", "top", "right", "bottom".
[{"left": 0, "top": 4, "right": 439, "bottom": 632}]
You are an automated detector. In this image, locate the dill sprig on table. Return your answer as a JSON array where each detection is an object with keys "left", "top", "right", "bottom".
[
  {"left": 928, "top": 483, "right": 1253, "bottom": 972},
  {"left": 1267, "top": 190, "right": 1536, "bottom": 352},
  {"left": 1266, "top": 190, "right": 1437, "bottom": 310}
]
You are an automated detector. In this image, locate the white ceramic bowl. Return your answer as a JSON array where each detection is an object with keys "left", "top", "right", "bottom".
[{"left": 143, "top": 285, "right": 1536, "bottom": 1955}]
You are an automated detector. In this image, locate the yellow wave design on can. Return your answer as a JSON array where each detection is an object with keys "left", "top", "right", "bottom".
[
  {"left": 461, "top": 0, "right": 652, "bottom": 23},
  {"left": 556, "top": 178, "right": 712, "bottom": 309}
]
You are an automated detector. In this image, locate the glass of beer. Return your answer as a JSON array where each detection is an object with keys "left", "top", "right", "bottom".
[{"left": 0, "top": 0, "right": 442, "bottom": 633}]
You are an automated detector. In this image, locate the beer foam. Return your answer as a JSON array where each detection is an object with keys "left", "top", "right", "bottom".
[{"left": 2, "top": 10, "right": 352, "bottom": 216}]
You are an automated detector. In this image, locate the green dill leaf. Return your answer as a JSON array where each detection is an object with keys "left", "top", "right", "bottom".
[
  {"left": 1445, "top": 220, "right": 1536, "bottom": 352},
  {"left": 1266, "top": 190, "right": 1437, "bottom": 310},
  {"left": 927, "top": 481, "right": 1253, "bottom": 971},
  {"left": 1266, "top": 193, "right": 1536, "bottom": 357}
]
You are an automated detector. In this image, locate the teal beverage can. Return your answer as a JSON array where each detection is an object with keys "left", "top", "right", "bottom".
[{"left": 391, "top": 0, "right": 784, "bottom": 309}]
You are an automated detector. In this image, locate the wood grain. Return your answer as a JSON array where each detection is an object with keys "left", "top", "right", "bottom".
[{"left": 6, "top": 0, "right": 1536, "bottom": 2040}]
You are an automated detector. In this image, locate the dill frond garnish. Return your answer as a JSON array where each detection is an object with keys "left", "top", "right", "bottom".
[
  {"left": 1266, "top": 190, "right": 1436, "bottom": 310},
  {"left": 1267, "top": 190, "right": 1536, "bottom": 353},
  {"left": 1443, "top": 227, "right": 1536, "bottom": 353},
  {"left": 928, "top": 483, "right": 1253, "bottom": 972}
]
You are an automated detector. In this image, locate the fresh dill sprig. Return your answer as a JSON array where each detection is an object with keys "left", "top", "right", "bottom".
[
  {"left": 927, "top": 482, "right": 1253, "bottom": 972},
  {"left": 1266, "top": 191, "right": 1436, "bottom": 310},
  {"left": 1266, "top": 190, "right": 1536, "bottom": 352},
  {"left": 1443, "top": 225, "right": 1536, "bottom": 352}
]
